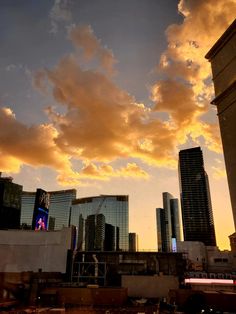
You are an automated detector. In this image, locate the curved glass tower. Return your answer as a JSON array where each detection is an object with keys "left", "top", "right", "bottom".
[
  {"left": 71, "top": 195, "right": 129, "bottom": 251},
  {"left": 21, "top": 189, "right": 76, "bottom": 230}
]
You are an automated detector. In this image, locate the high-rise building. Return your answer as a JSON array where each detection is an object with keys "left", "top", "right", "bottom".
[
  {"left": 205, "top": 19, "right": 236, "bottom": 230},
  {"left": 104, "top": 223, "right": 115, "bottom": 251},
  {"left": 0, "top": 175, "right": 22, "bottom": 229},
  {"left": 129, "top": 232, "right": 138, "bottom": 252},
  {"left": 21, "top": 189, "right": 76, "bottom": 229},
  {"left": 179, "top": 147, "right": 216, "bottom": 246},
  {"left": 156, "top": 192, "right": 181, "bottom": 252},
  {"left": 85, "top": 214, "right": 105, "bottom": 251},
  {"left": 71, "top": 195, "right": 129, "bottom": 251}
]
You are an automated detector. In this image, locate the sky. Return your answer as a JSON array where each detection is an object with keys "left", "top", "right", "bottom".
[{"left": 0, "top": 0, "right": 235, "bottom": 250}]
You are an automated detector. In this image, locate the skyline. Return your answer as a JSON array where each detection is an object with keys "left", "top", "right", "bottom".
[{"left": 0, "top": 0, "right": 236, "bottom": 250}]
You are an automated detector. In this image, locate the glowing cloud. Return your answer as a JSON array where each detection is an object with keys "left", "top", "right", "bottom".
[
  {"left": 152, "top": 0, "right": 236, "bottom": 153},
  {"left": 69, "top": 24, "right": 117, "bottom": 75},
  {"left": 1, "top": 0, "right": 235, "bottom": 186}
]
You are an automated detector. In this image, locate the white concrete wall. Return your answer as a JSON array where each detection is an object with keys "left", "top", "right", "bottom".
[
  {"left": 122, "top": 275, "right": 179, "bottom": 299},
  {"left": 0, "top": 227, "right": 72, "bottom": 273}
]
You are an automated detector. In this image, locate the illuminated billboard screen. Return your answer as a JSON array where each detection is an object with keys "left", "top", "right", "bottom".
[
  {"left": 35, "top": 207, "right": 48, "bottom": 230},
  {"left": 32, "top": 189, "right": 50, "bottom": 230}
]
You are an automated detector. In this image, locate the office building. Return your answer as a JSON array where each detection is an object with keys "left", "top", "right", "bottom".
[
  {"left": 71, "top": 195, "right": 129, "bottom": 251},
  {"left": 179, "top": 147, "right": 216, "bottom": 246},
  {"left": 85, "top": 213, "right": 105, "bottom": 251},
  {"left": 21, "top": 189, "right": 76, "bottom": 230},
  {"left": 129, "top": 232, "right": 138, "bottom": 252},
  {"left": 205, "top": 19, "right": 236, "bottom": 229},
  {"left": 156, "top": 192, "right": 181, "bottom": 252},
  {"left": 105, "top": 223, "right": 115, "bottom": 251},
  {"left": 0, "top": 175, "right": 22, "bottom": 229}
]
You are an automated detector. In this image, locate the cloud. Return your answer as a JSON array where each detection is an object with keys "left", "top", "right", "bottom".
[
  {"left": 151, "top": 0, "right": 236, "bottom": 153},
  {"left": 69, "top": 24, "right": 117, "bottom": 75},
  {"left": 80, "top": 162, "right": 149, "bottom": 180},
  {"left": 212, "top": 166, "right": 227, "bottom": 180},
  {"left": 2, "top": 2, "right": 235, "bottom": 186},
  {"left": 34, "top": 54, "right": 178, "bottom": 168},
  {"left": 49, "top": 0, "right": 72, "bottom": 34},
  {"left": 0, "top": 107, "right": 72, "bottom": 174}
]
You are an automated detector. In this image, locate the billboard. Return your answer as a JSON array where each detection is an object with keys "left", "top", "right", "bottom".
[{"left": 32, "top": 189, "right": 50, "bottom": 230}]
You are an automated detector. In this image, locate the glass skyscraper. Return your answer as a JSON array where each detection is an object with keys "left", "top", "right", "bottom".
[
  {"left": 156, "top": 192, "right": 181, "bottom": 252},
  {"left": 21, "top": 189, "right": 76, "bottom": 229},
  {"left": 179, "top": 147, "right": 216, "bottom": 246},
  {"left": 71, "top": 195, "right": 129, "bottom": 251}
]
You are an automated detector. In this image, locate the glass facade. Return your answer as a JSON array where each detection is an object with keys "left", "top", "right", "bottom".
[
  {"left": 71, "top": 195, "right": 129, "bottom": 251},
  {"left": 156, "top": 192, "right": 181, "bottom": 252},
  {"left": 21, "top": 189, "right": 76, "bottom": 229},
  {"left": 179, "top": 147, "right": 216, "bottom": 246},
  {"left": 48, "top": 189, "right": 76, "bottom": 229}
]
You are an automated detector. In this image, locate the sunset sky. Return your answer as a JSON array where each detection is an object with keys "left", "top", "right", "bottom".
[{"left": 0, "top": 0, "right": 235, "bottom": 250}]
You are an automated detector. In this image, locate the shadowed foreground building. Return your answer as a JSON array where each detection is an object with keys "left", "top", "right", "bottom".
[
  {"left": 179, "top": 147, "right": 216, "bottom": 246},
  {"left": 205, "top": 19, "right": 236, "bottom": 230},
  {"left": 0, "top": 175, "right": 22, "bottom": 229}
]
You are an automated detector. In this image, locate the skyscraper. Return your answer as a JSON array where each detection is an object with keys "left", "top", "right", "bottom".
[
  {"left": 179, "top": 147, "right": 216, "bottom": 246},
  {"left": 156, "top": 192, "right": 181, "bottom": 252},
  {"left": 85, "top": 214, "right": 105, "bottom": 251},
  {"left": 205, "top": 19, "right": 236, "bottom": 230},
  {"left": 0, "top": 175, "right": 22, "bottom": 229}
]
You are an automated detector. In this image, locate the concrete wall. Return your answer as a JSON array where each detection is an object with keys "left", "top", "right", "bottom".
[
  {"left": 42, "top": 287, "right": 127, "bottom": 306},
  {"left": 210, "top": 31, "right": 236, "bottom": 97},
  {"left": 177, "top": 241, "right": 207, "bottom": 271},
  {"left": 206, "top": 246, "right": 234, "bottom": 273},
  {"left": 206, "top": 21, "right": 236, "bottom": 229},
  {"left": 122, "top": 275, "right": 179, "bottom": 299},
  {"left": 0, "top": 227, "right": 73, "bottom": 273}
]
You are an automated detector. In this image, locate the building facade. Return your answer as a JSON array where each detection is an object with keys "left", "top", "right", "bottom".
[
  {"left": 129, "top": 233, "right": 138, "bottom": 252},
  {"left": 71, "top": 195, "right": 129, "bottom": 251},
  {"left": 0, "top": 175, "right": 22, "bottom": 229},
  {"left": 205, "top": 19, "right": 236, "bottom": 230},
  {"left": 21, "top": 189, "right": 76, "bottom": 230},
  {"left": 85, "top": 214, "right": 105, "bottom": 251},
  {"left": 179, "top": 147, "right": 216, "bottom": 246},
  {"left": 156, "top": 192, "right": 181, "bottom": 252}
]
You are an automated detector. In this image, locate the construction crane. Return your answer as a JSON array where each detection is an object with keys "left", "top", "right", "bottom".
[{"left": 95, "top": 196, "right": 106, "bottom": 216}]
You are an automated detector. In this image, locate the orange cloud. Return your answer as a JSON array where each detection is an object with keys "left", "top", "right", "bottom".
[
  {"left": 151, "top": 0, "right": 236, "bottom": 154},
  {"left": 2, "top": 2, "right": 235, "bottom": 186},
  {"left": 0, "top": 106, "right": 72, "bottom": 173},
  {"left": 69, "top": 24, "right": 117, "bottom": 75}
]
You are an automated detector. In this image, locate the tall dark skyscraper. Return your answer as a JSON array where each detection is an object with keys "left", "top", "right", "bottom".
[
  {"left": 0, "top": 175, "right": 22, "bottom": 229},
  {"left": 179, "top": 147, "right": 216, "bottom": 246}
]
